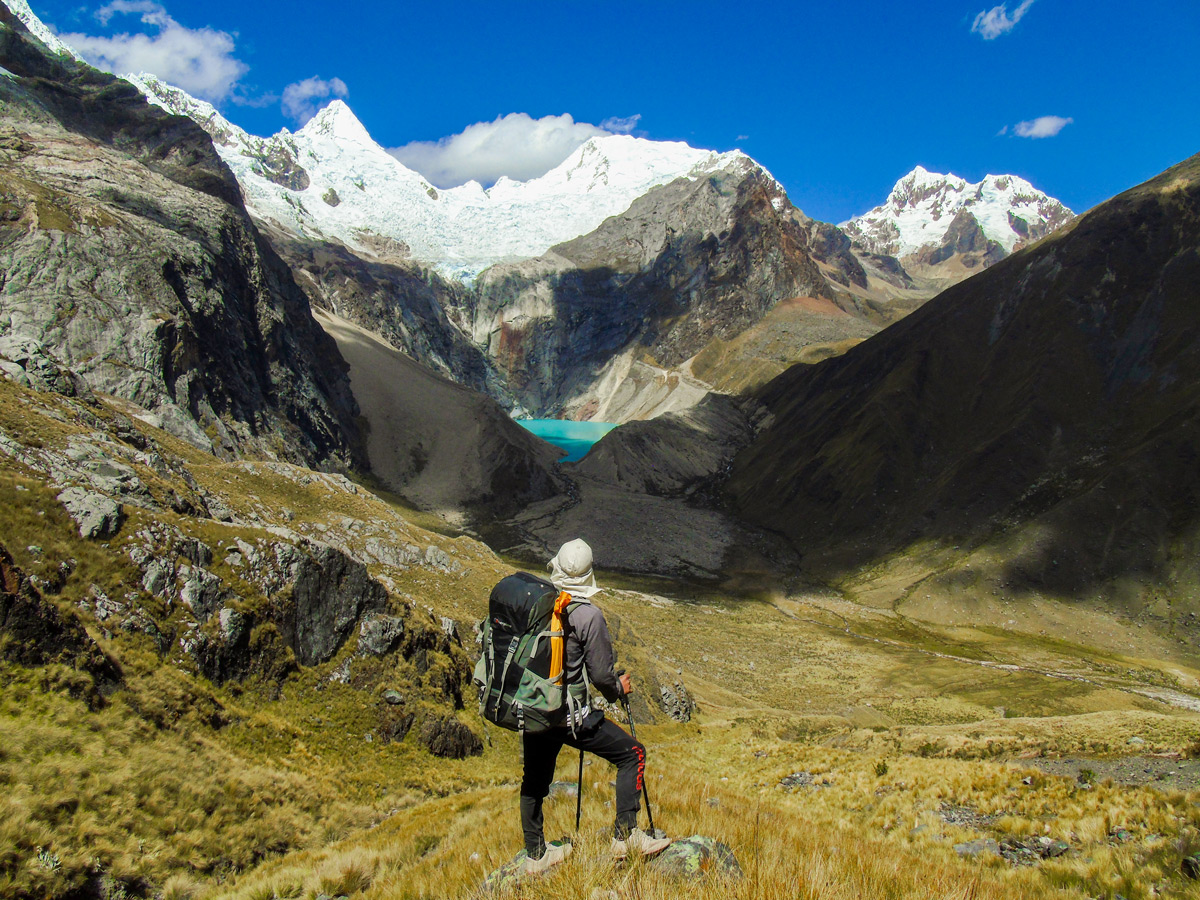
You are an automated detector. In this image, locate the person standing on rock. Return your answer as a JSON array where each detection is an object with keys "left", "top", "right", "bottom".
[{"left": 519, "top": 537, "right": 671, "bottom": 874}]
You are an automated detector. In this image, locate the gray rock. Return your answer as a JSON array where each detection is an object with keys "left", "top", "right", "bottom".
[
  {"left": 381, "top": 690, "right": 405, "bottom": 705},
  {"left": 180, "top": 569, "right": 224, "bottom": 623},
  {"left": 480, "top": 842, "right": 570, "bottom": 893},
  {"left": 0, "top": 30, "right": 363, "bottom": 469},
  {"left": 218, "top": 608, "right": 246, "bottom": 643},
  {"left": 0, "top": 336, "right": 94, "bottom": 400},
  {"left": 141, "top": 559, "right": 173, "bottom": 599},
  {"left": 56, "top": 487, "right": 123, "bottom": 539},
  {"left": 357, "top": 614, "right": 406, "bottom": 657},
  {"left": 547, "top": 781, "right": 578, "bottom": 798},
  {"left": 648, "top": 834, "right": 742, "bottom": 879},
  {"left": 282, "top": 545, "right": 388, "bottom": 665},
  {"left": 362, "top": 538, "right": 422, "bottom": 568},
  {"left": 424, "top": 545, "right": 453, "bottom": 571},
  {"left": 658, "top": 680, "right": 695, "bottom": 723},
  {"left": 954, "top": 839, "right": 1001, "bottom": 858}
]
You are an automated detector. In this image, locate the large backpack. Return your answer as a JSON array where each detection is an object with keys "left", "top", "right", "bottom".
[{"left": 474, "top": 571, "right": 581, "bottom": 733}]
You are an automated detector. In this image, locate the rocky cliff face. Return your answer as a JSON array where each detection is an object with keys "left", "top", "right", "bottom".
[
  {"left": 263, "top": 225, "right": 512, "bottom": 404},
  {"left": 464, "top": 160, "right": 836, "bottom": 417},
  {"left": 727, "top": 151, "right": 1200, "bottom": 626},
  {"left": 0, "top": 7, "right": 363, "bottom": 467}
]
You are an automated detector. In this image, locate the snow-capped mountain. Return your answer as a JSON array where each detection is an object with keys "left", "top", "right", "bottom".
[
  {"left": 841, "top": 166, "right": 1073, "bottom": 261},
  {"left": 127, "top": 73, "right": 760, "bottom": 281}
]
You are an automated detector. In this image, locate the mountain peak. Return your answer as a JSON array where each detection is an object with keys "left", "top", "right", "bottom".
[
  {"left": 845, "top": 166, "right": 1073, "bottom": 258},
  {"left": 298, "top": 100, "right": 375, "bottom": 146}
]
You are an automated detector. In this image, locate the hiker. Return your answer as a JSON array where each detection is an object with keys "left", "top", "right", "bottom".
[{"left": 517, "top": 537, "right": 671, "bottom": 874}]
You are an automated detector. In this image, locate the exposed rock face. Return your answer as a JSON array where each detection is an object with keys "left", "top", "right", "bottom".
[
  {"left": 728, "top": 151, "right": 1200, "bottom": 617},
  {"left": 0, "top": 335, "right": 93, "bottom": 398},
  {"left": 417, "top": 715, "right": 483, "bottom": 759},
  {"left": 56, "top": 486, "right": 124, "bottom": 539},
  {"left": 0, "top": 13, "right": 362, "bottom": 467},
  {"left": 281, "top": 544, "right": 388, "bottom": 666},
  {"left": 266, "top": 227, "right": 508, "bottom": 403},
  {"left": 916, "top": 208, "right": 1005, "bottom": 269},
  {"left": 468, "top": 160, "right": 831, "bottom": 416}
]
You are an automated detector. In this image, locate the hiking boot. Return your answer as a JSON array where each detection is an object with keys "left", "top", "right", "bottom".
[
  {"left": 611, "top": 828, "right": 672, "bottom": 860},
  {"left": 520, "top": 841, "right": 572, "bottom": 875}
]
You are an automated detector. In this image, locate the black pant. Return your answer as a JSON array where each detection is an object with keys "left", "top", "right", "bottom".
[{"left": 520, "top": 712, "right": 645, "bottom": 855}]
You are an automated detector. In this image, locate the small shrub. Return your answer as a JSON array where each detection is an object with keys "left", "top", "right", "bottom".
[
  {"left": 1078, "top": 768, "right": 1096, "bottom": 785},
  {"left": 874, "top": 760, "right": 889, "bottom": 777}
]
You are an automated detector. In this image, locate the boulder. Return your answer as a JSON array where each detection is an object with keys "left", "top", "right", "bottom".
[
  {"left": 418, "top": 715, "right": 483, "bottom": 759},
  {"left": 180, "top": 568, "right": 224, "bottom": 623},
  {"left": 56, "top": 487, "right": 123, "bottom": 539},
  {"left": 357, "top": 614, "right": 405, "bottom": 657},
  {"left": 648, "top": 835, "right": 742, "bottom": 879},
  {"left": 279, "top": 545, "right": 388, "bottom": 666},
  {"left": 480, "top": 841, "right": 571, "bottom": 893}
]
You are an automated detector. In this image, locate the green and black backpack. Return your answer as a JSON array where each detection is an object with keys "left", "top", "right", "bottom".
[{"left": 473, "top": 572, "right": 583, "bottom": 733}]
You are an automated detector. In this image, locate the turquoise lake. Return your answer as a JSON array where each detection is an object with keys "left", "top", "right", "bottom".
[{"left": 517, "top": 419, "right": 618, "bottom": 463}]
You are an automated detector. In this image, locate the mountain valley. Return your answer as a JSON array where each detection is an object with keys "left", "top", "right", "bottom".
[{"left": 2, "top": 3, "right": 1199, "bottom": 900}]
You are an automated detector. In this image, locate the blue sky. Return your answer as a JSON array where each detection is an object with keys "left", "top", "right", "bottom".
[{"left": 28, "top": 0, "right": 1200, "bottom": 223}]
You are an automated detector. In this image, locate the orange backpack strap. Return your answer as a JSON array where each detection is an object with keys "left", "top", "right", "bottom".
[{"left": 548, "top": 592, "right": 572, "bottom": 681}]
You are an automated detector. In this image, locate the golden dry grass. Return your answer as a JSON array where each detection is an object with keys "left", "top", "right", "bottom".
[{"left": 2, "top": 377, "right": 1200, "bottom": 899}]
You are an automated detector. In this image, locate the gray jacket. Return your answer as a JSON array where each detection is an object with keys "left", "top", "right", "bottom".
[{"left": 564, "top": 599, "right": 625, "bottom": 704}]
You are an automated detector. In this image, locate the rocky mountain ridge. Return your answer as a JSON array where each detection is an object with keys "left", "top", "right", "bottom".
[{"left": 0, "top": 2, "right": 562, "bottom": 519}]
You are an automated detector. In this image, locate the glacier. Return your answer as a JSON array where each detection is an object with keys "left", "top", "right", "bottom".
[{"left": 127, "top": 74, "right": 760, "bottom": 282}]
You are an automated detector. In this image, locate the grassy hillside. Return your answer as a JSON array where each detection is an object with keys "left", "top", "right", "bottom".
[{"left": 1, "top": 376, "right": 1199, "bottom": 900}]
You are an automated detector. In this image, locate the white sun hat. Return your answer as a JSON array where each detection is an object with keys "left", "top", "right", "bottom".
[{"left": 547, "top": 538, "right": 600, "bottom": 599}]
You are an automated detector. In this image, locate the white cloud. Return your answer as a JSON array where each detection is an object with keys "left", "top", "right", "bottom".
[
  {"left": 1013, "top": 115, "right": 1074, "bottom": 138},
  {"left": 389, "top": 112, "right": 632, "bottom": 188},
  {"left": 281, "top": 76, "right": 349, "bottom": 124},
  {"left": 60, "top": 1, "right": 247, "bottom": 103},
  {"left": 971, "top": 0, "right": 1035, "bottom": 39},
  {"left": 600, "top": 114, "right": 641, "bottom": 134}
]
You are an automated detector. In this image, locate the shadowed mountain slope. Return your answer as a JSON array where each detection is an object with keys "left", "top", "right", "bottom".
[
  {"left": 728, "top": 152, "right": 1200, "bottom": 606},
  {"left": 315, "top": 310, "right": 561, "bottom": 521}
]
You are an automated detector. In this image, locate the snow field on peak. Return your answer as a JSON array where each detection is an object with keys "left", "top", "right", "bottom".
[
  {"left": 122, "top": 72, "right": 763, "bottom": 281},
  {"left": 845, "top": 167, "right": 1072, "bottom": 258}
]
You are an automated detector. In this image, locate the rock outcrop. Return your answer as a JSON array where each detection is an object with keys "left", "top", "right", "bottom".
[
  {"left": 0, "top": 9, "right": 363, "bottom": 467},
  {"left": 0, "top": 542, "right": 120, "bottom": 690}
]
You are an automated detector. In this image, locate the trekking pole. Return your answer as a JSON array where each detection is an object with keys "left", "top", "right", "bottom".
[
  {"left": 619, "top": 694, "right": 657, "bottom": 834},
  {"left": 575, "top": 748, "right": 584, "bottom": 831}
]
